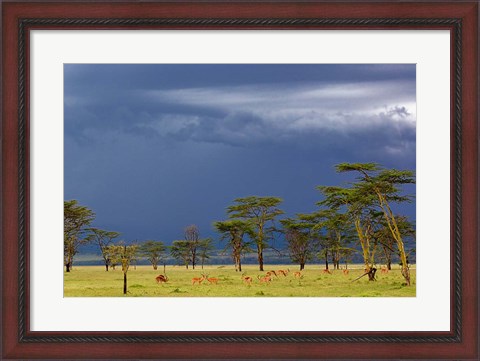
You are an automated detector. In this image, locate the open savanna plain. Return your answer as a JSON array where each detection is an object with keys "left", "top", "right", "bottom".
[{"left": 64, "top": 264, "right": 415, "bottom": 297}]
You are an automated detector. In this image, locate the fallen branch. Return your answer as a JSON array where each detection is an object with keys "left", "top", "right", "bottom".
[
  {"left": 352, "top": 272, "right": 369, "bottom": 282},
  {"left": 352, "top": 268, "right": 377, "bottom": 282}
]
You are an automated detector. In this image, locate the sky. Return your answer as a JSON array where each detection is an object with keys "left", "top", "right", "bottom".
[{"left": 64, "top": 64, "right": 416, "bottom": 249}]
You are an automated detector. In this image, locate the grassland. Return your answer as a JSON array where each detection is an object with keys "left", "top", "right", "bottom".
[{"left": 64, "top": 264, "right": 415, "bottom": 297}]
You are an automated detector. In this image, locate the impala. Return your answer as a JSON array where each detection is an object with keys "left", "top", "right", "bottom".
[
  {"left": 192, "top": 274, "right": 206, "bottom": 285},
  {"left": 381, "top": 266, "right": 389, "bottom": 274},
  {"left": 258, "top": 275, "right": 272, "bottom": 284},
  {"left": 206, "top": 276, "right": 219, "bottom": 285},
  {"left": 277, "top": 269, "right": 289, "bottom": 277},
  {"left": 267, "top": 270, "right": 278, "bottom": 277},
  {"left": 155, "top": 274, "right": 168, "bottom": 284},
  {"left": 293, "top": 271, "right": 302, "bottom": 278},
  {"left": 342, "top": 269, "right": 349, "bottom": 275},
  {"left": 242, "top": 274, "right": 253, "bottom": 285},
  {"left": 322, "top": 269, "right": 332, "bottom": 275},
  {"left": 266, "top": 271, "right": 277, "bottom": 278}
]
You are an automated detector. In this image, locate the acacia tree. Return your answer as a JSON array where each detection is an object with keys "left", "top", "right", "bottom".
[
  {"left": 335, "top": 163, "right": 415, "bottom": 285},
  {"left": 375, "top": 216, "right": 415, "bottom": 270},
  {"left": 106, "top": 243, "right": 138, "bottom": 294},
  {"left": 314, "top": 209, "right": 354, "bottom": 270},
  {"left": 170, "top": 240, "right": 192, "bottom": 269},
  {"left": 214, "top": 219, "right": 253, "bottom": 272},
  {"left": 281, "top": 218, "right": 315, "bottom": 271},
  {"left": 227, "top": 196, "right": 284, "bottom": 271},
  {"left": 87, "top": 228, "right": 120, "bottom": 271},
  {"left": 197, "top": 238, "right": 214, "bottom": 269},
  {"left": 64, "top": 200, "right": 95, "bottom": 272},
  {"left": 340, "top": 247, "right": 356, "bottom": 269},
  {"left": 140, "top": 240, "right": 166, "bottom": 270},
  {"left": 185, "top": 225, "right": 200, "bottom": 269},
  {"left": 317, "top": 186, "right": 379, "bottom": 280}
]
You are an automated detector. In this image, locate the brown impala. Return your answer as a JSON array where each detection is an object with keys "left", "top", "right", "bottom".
[
  {"left": 191, "top": 274, "right": 206, "bottom": 285},
  {"left": 206, "top": 275, "right": 219, "bottom": 285},
  {"left": 155, "top": 274, "right": 168, "bottom": 284},
  {"left": 258, "top": 275, "right": 272, "bottom": 284},
  {"left": 242, "top": 274, "right": 253, "bottom": 285}
]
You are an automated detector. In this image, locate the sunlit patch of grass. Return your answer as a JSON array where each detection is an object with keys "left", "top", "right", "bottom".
[{"left": 64, "top": 264, "right": 416, "bottom": 297}]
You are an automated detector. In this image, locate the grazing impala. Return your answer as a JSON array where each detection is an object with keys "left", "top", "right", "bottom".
[
  {"left": 155, "top": 274, "right": 168, "bottom": 284},
  {"left": 206, "top": 275, "right": 219, "bottom": 285},
  {"left": 277, "top": 269, "right": 289, "bottom": 277},
  {"left": 381, "top": 266, "right": 389, "bottom": 274},
  {"left": 322, "top": 269, "right": 332, "bottom": 275},
  {"left": 242, "top": 274, "right": 253, "bottom": 285},
  {"left": 258, "top": 275, "right": 272, "bottom": 284},
  {"left": 293, "top": 271, "right": 302, "bottom": 278},
  {"left": 267, "top": 270, "right": 278, "bottom": 277},
  {"left": 342, "top": 269, "right": 349, "bottom": 275},
  {"left": 192, "top": 274, "right": 206, "bottom": 285}
]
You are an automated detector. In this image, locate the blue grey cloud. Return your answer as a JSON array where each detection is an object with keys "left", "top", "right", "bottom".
[{"left": 64, "top": 64, "right": 416, "bottom": 244}]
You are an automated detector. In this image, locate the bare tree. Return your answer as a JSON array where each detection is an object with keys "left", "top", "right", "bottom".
[{"left": 185, "top": 224, "right": 200, "bottom": 269}]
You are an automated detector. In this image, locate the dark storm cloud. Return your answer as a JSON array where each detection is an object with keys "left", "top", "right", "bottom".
[{"left": 64, "top": 64, "right": 416, "bottom": 244}]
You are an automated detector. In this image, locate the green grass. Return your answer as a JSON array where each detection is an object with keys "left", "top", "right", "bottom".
[{"left": 64, "top": 264, "right": 416, "bottom": 297}]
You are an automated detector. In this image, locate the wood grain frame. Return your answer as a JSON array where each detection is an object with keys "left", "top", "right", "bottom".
[{"left": 1, "top": 1, "right": 478, "bottom": 360}]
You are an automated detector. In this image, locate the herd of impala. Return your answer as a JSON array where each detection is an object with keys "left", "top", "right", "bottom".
[
  {"left": 155, "top": 268, "right": 306, "bottom": 286},
  {"left": 155, "top": 266, "right": 388, "bottom": 286}
]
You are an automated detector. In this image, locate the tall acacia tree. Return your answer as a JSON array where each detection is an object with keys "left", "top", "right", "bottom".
[
  {"left": 281, "top": 217, "right": 316, "bottom": 271},
  {"left": 227, "top": 196, "right": 284, "bottom": 271},
  {"left": 335, "top": 163, "right": 415, "bottom": 286},
  {"left": 184, "top": 224, "right": 200, "bottom": 269},
  {"left": 106, "top": 243, "right": 139, "bottom": 295},
  {"left": 170, "top": 240, "right": 192, "bottom": 269},
  {"left": 313, "top": 208, "right": 355, "bottom": 270},
  {"left": 64, "top": 200, "right": 95, "bottom": 272},
  {"left": 375, "top": 216, "right": 415, "bottom": 270},
  {"left": 214, "top": 219, "right": 253, "bottom": 272},
  {"left": 87, "top": 228, "right": 120, "bottom": 271},
  {"left": 140, "top": 240, "right": 166, "bottom": 270},
  {"left": 317, "top": 185, "right": 379, "bottom": 280},
  {"left": 197, "top": 238, "right": 214, "bottom": 269}
]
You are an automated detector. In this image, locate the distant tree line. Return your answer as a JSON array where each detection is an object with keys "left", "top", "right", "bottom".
[{"left": 64, "top": 162, "right": 415, "bottom": 287}]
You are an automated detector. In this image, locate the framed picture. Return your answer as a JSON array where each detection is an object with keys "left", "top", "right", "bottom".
[{"left": 1, "top": 1, "right": 478, "bottom": 359}]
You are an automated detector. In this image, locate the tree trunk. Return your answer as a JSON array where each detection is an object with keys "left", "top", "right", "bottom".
[
  {"left": 153, "top": 264, "right": 158, "bottom": 270},
  {"left": 105, "top": 264, "right": 109, "bottom": 272},
  {"left": 377, "top": 193, "right": 410, "bottom": 286},
  {"left": 367, "top": 267, "right": 377, "bottom": 281},
  {"left": 192, "top": 249, "right": 196, "bottom": 270},
  {"left": 238, "top": 258, "right": 242, "bottom": 272},
  {"left": 258, "top": 251, "right": 264, "bottom": 271},
  {"left": 66, "top": 263, "right": 71, "bottom": 272},
  {"left": 387, "top": 260, "right": 392, "bottom": 270},
  {"left": 300, "top": 263, "right": 305, "bottom": 271},
  {"left": 325, "top": 257, "right": 329, "bottom": 270},
  {"left": 123, "top": 272, "right": 127, "bottom": 294}
]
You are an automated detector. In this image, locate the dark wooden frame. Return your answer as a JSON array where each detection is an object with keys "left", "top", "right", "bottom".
[{"left": 1, "top": 1, "right": 478, "bottom": 360}]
